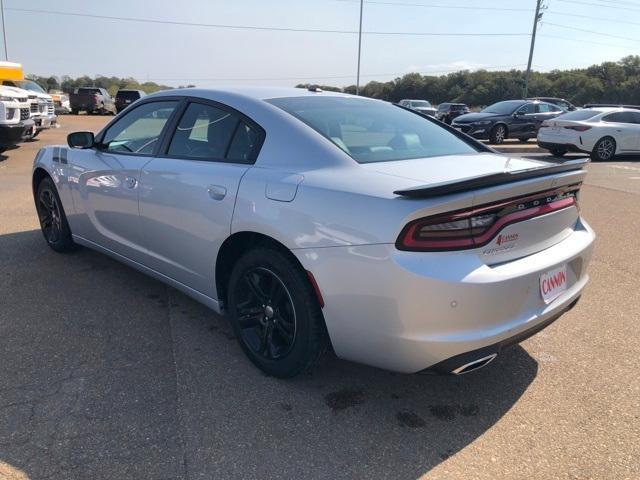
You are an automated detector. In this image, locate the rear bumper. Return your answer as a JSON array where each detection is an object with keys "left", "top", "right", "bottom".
[
  {"left": 294, "top": 217, "right": 595, "bottom": 373},
  {"left": 538, "top": 140, "right": 589, "bottom": 154}
]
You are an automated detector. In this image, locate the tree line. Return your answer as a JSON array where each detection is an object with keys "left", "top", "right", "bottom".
[
  {"left": 298, "top": 55, "right": 640, "bottom": 107},
  {"left": 25, "top": 75, "right": 177, "bottom": 97},
  {"left": 27, "top": 55, "right": 640, "bottom": 107}
]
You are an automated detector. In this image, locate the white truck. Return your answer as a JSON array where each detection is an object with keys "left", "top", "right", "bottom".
[
  {"left": 0, "top": 85, "right": 35, "bottom": 152},
  {"left": 2, "top": 79, "right": 56, "bottom": 137}
]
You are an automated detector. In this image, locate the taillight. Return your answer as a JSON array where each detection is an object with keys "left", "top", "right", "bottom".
[
  {"left": 564, "top": 125, "right": 591, "bottom": 131},
  {"left": 396, "top": 185, "right": 580, "bottom": 251}
]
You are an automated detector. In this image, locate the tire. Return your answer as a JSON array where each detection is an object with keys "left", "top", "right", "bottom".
[
  {"left": 489, "top": 124, "right": 507, "bottom": 144},
  {"left": 550, "top": 148, "right": 567, "bottom": 157},
  {"left": 35, "top": 177, "right": 77, "bottom": 253},
  {"left": 71, "top": 109, "right": 79, "bottom": 115},
  {"left": 227, "top": 247, "right": 328, "bottom": 378},
  {"left": 591, "top": 137, "right": 616, "bottom": 162}
]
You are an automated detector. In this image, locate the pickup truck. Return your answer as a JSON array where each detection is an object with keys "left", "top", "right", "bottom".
[
  {"left": 0, "top": 85, "right": 35, "bottom": 152},
  {"left": 70, "top": 87, "right": 116, "bottom": 115}
]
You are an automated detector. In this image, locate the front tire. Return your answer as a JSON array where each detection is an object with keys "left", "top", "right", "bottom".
[
  {"left": 489, "top": 124, "right": 507, "bottom": 144},
  {"left": 227, "top": 247, "right": 328, "bottom": 378},
  {"left": 550, "top": 148, "right": 567, "bottom": 157},
  {"left": 591, "top": 137, "right": 616, "bottom": 161},
  {"left": 35, "top": 177, "right": 77, "bottom": 253}
]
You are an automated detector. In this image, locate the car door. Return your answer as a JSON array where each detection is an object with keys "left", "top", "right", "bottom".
[
  {"left": 138, "top": 99, "right": 265, "bottom": 297},
  {"left": 68, "top": 99, "right": 179, "bottom": 263},
  {"left": 601, "top": 112, "right": 639, "bottom": 151},
  {"left": 511, "top": 103, "right": 536, "bottom": 137}
]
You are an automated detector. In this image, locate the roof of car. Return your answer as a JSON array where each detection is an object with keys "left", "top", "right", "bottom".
[{"left": 152, "top": 86, "right": 354, "bottom": 101}]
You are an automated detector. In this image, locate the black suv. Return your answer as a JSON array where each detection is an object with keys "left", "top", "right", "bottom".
[
  {"left": 451, "top": 99, "right": 564, "bottom": 144},
  {"left": 435, "top": 103, "right": 469, "bottom": 124},
  {"left": 115, "top": 89, "right": 146, "bottom": 113}
]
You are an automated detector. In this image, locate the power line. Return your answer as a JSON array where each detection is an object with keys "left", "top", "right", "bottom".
[
  {"left": 69, "top": 64, "right": 531, "bottom": 83},
  {"left": 6, "top": 7, "right": 529, "bottom": 37},
  {"left": 539, "top": 33, "right": 636, "bottom": 49},
  {"left": 554, "top": 0, "right": 640, "bottom": 12},
  {"left": 547, "top": 10, "right": 640, "bottom": 27},
  {"left": 337, "top": 0, "right": 532, "bottom": 12},
  {"left": 543, "top": 21, "right": 640, "bottom": 43}
]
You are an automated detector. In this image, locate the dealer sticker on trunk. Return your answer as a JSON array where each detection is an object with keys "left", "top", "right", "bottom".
[{"left": 540, "top": 264, "right": 568, "bottom": 304}]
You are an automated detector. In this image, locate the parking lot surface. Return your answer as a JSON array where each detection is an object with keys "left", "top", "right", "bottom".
[{"left": 1, "top": 116, "right": 638, "bottom": 480}]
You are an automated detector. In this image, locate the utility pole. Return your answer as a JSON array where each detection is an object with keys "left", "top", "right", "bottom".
[
  {"left": 523, "top": 0, "right": 544, "bottom": 98},
  {"left": 0, "top": 0, "right": 8, "bottom": 61},
  {"left": 356, "top": 0, "right": 364, "bottom": 95}
]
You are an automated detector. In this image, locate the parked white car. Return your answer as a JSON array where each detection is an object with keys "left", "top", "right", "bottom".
[
  {"left": 32, "top": 88, "right": 594, "bottom": 378},
  {"left": 537, "top": 107, "right": 640, "bottom": 160}
]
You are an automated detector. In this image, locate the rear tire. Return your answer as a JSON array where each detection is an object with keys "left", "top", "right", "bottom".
[
  {"left": 35, "top": 177, "right": 77, "bottom": 253},
  {"left": 591, "top": 136, "right": 616, "bottom": 161},
  {"left": 227, "top": 247, "right": 328, "bottom": 378},
  {"left": 489, "top": 124, "right": 507, "bottom": 144}
]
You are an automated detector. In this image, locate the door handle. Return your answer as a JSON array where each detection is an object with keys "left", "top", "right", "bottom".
[
  {"left": 207, "top": 185, "right": 227, "bottom": 200},
  {"left": 124, "top": 176, "right": 138, "bottom": 189}
]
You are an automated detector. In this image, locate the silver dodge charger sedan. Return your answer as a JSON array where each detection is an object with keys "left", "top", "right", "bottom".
[{"left": 32, "top": 87, "right": 595, "bottom": 378}]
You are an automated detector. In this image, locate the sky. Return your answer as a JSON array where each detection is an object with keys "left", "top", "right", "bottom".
[{"left": 2, "top": 0, "right": 640, "bottom": 89}]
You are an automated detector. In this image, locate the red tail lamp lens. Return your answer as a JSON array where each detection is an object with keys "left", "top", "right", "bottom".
[{"left": 396, "top": 186, "right": 580, "bottom": 251}]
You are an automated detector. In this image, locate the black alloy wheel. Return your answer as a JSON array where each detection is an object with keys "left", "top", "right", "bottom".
[
  {"left": 35, "top": 177, "right": 76, "bottom": 252},
  {"left": 234, "top": 267, "right": 297, "bottom": 360},
  {"left": 228, "top": 247, "right": 328, "bottom": 378}
]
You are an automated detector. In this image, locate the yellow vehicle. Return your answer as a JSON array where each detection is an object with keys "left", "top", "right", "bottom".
[{"left": 0, "top": 61, "right": 24, "bottom": 81}]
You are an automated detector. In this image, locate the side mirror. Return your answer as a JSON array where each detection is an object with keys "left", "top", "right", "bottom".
[{"left": 67, "top": 131, "right": 95, "bottom": 149}]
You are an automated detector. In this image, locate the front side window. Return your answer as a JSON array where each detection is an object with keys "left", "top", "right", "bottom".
[
  {"left": 101, "top": 100, "right": 178, "bottom": 155},
  {"left": 268, "top": 96, "right": 478, "bottom": 164}
]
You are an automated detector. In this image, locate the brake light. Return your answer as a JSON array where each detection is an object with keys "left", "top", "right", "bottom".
[
  {"left": 396, "top": 185, "right": 580, "bottom": 251},
  {"left": 564, "top": 125, "right": 591, "bottom": 131}
]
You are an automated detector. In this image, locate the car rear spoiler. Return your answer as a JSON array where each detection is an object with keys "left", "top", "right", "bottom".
[{"left": 393, "top": 159, "right": 588, "bottom": 198}]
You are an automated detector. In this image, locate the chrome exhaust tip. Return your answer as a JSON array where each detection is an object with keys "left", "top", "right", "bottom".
[{"left": 451, "top": 353, "right": 498, "bottom": 375}]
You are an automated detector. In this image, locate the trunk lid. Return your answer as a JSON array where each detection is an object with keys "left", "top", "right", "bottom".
[{"left": 365, "top": 153, "right": 587, "bottom": 264}]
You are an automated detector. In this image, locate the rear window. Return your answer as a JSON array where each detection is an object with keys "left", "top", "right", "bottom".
[
  {"left": 117, "top": 90, "right": 142, "bottom": 101},
  {"left": 557, "top": 110, "right": 600, "bottom": 121},
  {"left": 267, "top": 96, "right": 478, "bottom": 164},
  {"left": 77, "top": 88, "right": 100, "bottom": 95}
]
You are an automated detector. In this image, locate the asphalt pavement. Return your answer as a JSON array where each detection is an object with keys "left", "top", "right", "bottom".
[{"left": 0, "top": 115, "right": 638, "bottom": 480}]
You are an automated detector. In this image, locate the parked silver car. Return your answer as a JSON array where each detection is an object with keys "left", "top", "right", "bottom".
[
  {"left": 398, "top": 99, "right": 437, "bottom": 116},
  {"left": 32, "top": 88, "right": 594, "bottom": 378}
]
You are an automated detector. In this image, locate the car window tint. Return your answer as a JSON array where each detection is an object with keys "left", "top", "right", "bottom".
[
  {"left": 631, "top": 112, "right": 640, "bottom": 124},
  {"left": 226, "top": 122, "right": 260, "bottom": 163},
  {"left": 518, "top": 103, "right": 535, "bottom": 114},
  {"left": 537, "top": 103, "right": 560, "bottom": 113},
  {"left": 603, "top": 112, "right": 634, "bottom": 124},
  {"left": 168, "top": 102, "right": 239, "bottom": 160},
  {"left": 268, "top": 96, "right": 477, "bottom": 164},
  {"left": 557, "top": 110, "right": 600, "bottom": 121},
  {"left": 101, "top": 101, "right": 178, "bottom": 155}
]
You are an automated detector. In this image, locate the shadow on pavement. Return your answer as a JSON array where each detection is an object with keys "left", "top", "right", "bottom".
[{"left": 0, "top": 229, "right": 538, "bottom": 480}]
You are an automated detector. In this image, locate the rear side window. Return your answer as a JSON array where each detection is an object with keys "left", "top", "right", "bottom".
[
  {"left": 517, "top": 103, "right": 535, "bottom": 114},
  {"left": 167, "top": 102, "right": 262, "bottom": 163},
  {"left": 603, "top": 112, "right": 636, "bottom": 124},
  {"left": 268, "top": 96, "right": 478, "bottom": 164},
  {"left": 557, "top": 110, "right": 600, "bottom": 121},
  {"left": 537, "top": 103, "right": 561, "bottom": 113}
]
